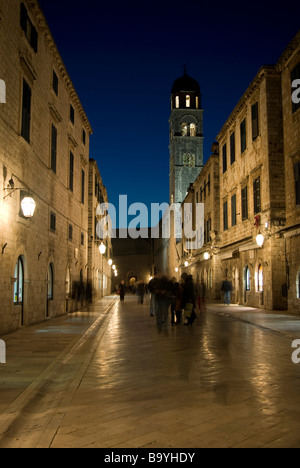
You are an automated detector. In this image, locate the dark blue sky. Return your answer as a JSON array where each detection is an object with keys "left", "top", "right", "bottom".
[{"left": 39, "top": 0, "right": 299, "bottom": 227}]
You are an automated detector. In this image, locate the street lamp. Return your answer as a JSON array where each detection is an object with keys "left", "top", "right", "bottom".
[
  {"left": 256, "top": 233, "right": 265, "bottom": 247},
  {"left": 108, "top": 259, "right": 113, "bottom": 266},
  {"left": 184, "top": 261, "right": 189, "bottom": 268},
  {"left": 204, "top": 252, "right": 210, "bottom": 260},
  {"left": 21, "top": 196, "right": 36, "bottom": 218}
]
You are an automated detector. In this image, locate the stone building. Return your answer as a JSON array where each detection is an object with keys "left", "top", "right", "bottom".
[
  {"left": 169, "top": 70, "right": 203, "bottom": 205},
  {"left": 179, "top": 143, "right": 221, "bottom": 301},
  {"left": 88, "top": 159, "right": 112, "bottom": 299},
  {"left": 0, "top": 0, "right": 109, "bottom": 333},
  {"left": 278, "top": 31, "right": 300, "bottom": 314},
  {"left": 176, "top": 31, "right": 300, "bottom": 314}
]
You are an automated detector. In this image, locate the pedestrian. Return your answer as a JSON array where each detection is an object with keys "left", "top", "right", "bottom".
[
  {"left": 136, "top": 280, "right": 145, "bottom": 304},
  {"left": 155, "top": 275, "right": 173, "bottom": 328},
  {"left": 118, "top": 280, "right": 126, "bottom": 302},
  {"left": 181, "top": 273, "right": 196, "bottom": 325},
  {"left": 171, "top": 280, "right": 182, "bottom": 325},
  {"left": 221, "top": 277, "right": 233, "bottom": 306},
  {"left": 195, "top": 277, "right": 206, "bottom": 312},
  {"left": 148, "top": 273, "right": 159, "bottom": 317}
]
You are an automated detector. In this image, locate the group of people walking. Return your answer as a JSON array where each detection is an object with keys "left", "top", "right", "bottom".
[
  {"left": 148, "top": 273, "right": 206, "bottom": 328},
  {"left": 118, "top": 274, "right": 233, "bottom": 328}
]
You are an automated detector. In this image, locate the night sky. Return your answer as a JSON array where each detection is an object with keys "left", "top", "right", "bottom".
[{"left": 39, "top": 0, "right": 299, "bottom": 227}]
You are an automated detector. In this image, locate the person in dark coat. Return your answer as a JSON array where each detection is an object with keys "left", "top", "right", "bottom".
[
  {"left": 119, "top": 280, "right": 126, "bottom": 302},
  {"left": 181, "top": 273, "right": 196, "bottom": 325}
]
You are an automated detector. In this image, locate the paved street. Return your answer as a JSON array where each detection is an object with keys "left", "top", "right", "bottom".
[{"left": 1, "top": 295, "right": 300, "bottom": 448}]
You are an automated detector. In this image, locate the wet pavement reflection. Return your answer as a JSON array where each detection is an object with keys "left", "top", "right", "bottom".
[{"left": 51, "top": 296, "right": 300, "bottom": 448}]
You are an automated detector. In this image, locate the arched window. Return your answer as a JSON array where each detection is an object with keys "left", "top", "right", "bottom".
[
  {"left": 257, "top": 264, "right": 263, "bottom": 292},
  {"left": 66, "top": 268, "right": 71, "bottom": 297},
  {"left": 190, "top": 123, "right": 196, "bottom": 137},
  {"left": 245, "top": 266, "right": 251, "bottom": 291},
  {"left": 14, "top": 256, "right": 24, "bottom": 304},
  {"left": 186, "top": 95, "right": 190, "bottom": 108},
  {"left": 297, "top": 269, "right": 300, "bottom": 299},
  {"left": 181, "top": 123, "right": 188, "bottom": 136},
  {"left": 47, "top": 263, "right": 54, "bottom": 300},
  {"left": 175, "top": 96, "right": 180, "bottom": 108}
]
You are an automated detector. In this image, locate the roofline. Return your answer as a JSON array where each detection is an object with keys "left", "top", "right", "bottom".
[{"left": 30, "top": 0, "right": 93, "bottom": 134}]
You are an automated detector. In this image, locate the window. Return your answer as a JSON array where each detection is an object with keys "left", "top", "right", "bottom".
[
  {"left": 241, "top": 186, "right": 248, "bottom": 221},
  {"left": 81, "top": 233, "right": 85, "bottom": 246},
  {"left": 53, "top": 70, "right": 58, "bottom": 96},
  {"left": 81, "top": 169, "right": 85, "bottom": 204},
  {"left": 66, "top": 268, "right": 71, "bottom": 298},
  {"left": 291, "top": 63, "right": 300, "bottom": 113},
  {"left": 294, "top": 161, "right": 300, "bottom": 206},
  {"left": 245, "top": 266, "right": 251, "bottom": 291},
  {"left": 69, "top": 151, "right": 74, "bottom": 192},
  {"left": 251, "top": 102, "right": 259, "bottom": 140},
  {"left": 21, "top": 79, "right": 31, "bottom": 143},
  {"left": 253, "top": 177, "right": 261, "bottom": 214},
  {"left": 231, "top": 194, "right": 237, "bottom": 227},
  {"left": 190, "top": 123, "right": 196, "bottom": 137},
  {"left": 297, "top": 269, "right": 300, "bottom": 299},
  {"left": 50, "top": 212, "right": 56, "bottom": 233},
  {"left": 223, "top": 201, "right": 228, "bottom": 231},
  {"left": 181, "top": 123, "right": 188, "bottom": 136},
  {"left": 51, "top": 124, "right": 57, "bottom": 173},
  {"left": 47, "top": 263, "right": 54, "bottom": 300},
  {"left": 222, "top": 144, "right": 227, "bottom": 174},
  {"left": 257, "top": 265, "right": 263, "bottom": 292},
  {"left": 82, "top": 129, "right": 86, "bottom": 146},
  {"left": 206, "top": 218, "right": 211, "bottom": 243},
  {"left": 175, "top": 96, "right": 180, "bottom": 108},
  {"left": 207, "top": 173, "right": 211, "bottom": 195},
  {"left": 69, "top": 224, "right": 73, "bottom": 241},
  {"left": 20, "top": 3, "right": 38, "bottom": 53},
  {"left": 70, "top": 104, "right": 75, "bottom": 124},
  {"left": 186, "top": 95, "right": 190, "bottom": 108},
  {"left": 14, "top": 257, "right": 24, "bottom": 304},
  {"left": 240, "top": 118, "right": 247, "bottom": 153},
  {"left": 230, "top": 132, "right": 235, "bottom": 164}
]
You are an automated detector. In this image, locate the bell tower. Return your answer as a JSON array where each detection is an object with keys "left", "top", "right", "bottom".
[{"left": 169, "top": 69, "right": 204, "bottom": 204}]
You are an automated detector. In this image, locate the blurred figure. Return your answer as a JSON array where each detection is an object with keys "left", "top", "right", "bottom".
[
  {"left": 148, "top": 273, "right": 159, "bottom": 317},
  {"left": 195, "top": 277, "right": 206, "bottom": 312},
  {"left": 170, "top": 279, "right": 182, "bottom": 325},
  {"left": 181, "top": 273, "right": 196, "bottom": 326},
  {"left": 221, "top": 277, "right": 233, "bottom": 305},
  {"left": 118, "top": 280, "right": 126, "bottom": 302},
  {"left": 155, "top": 275, "right": 174, "bottom": 328},
  {"left": 136, "top": 280, "right": 145, "bottom": 304}
]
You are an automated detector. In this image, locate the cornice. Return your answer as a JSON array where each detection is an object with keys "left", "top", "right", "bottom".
[{"left": 26, "top": 0, "right": 93, "bottom": 135}]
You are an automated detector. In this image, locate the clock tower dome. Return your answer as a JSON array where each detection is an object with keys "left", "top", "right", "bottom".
[{"left": 169, "top": 69, "right": 204, "bottom": 205}]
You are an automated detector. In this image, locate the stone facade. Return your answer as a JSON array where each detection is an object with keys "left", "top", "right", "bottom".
[
  {"left": 0, "top": 0, "right": 110, "bottom": 334},
  {"left": 169, "top": 72, "right": 203, "bottom": 205},
  {"left": 278, "top": 32, "right": 300, "bottom": 314},
  {"left": 88, "top": 159, "right": 112, "bottom": 299},
  {"left": 176, "top": 31, "right": 300, "bottom": 314}
]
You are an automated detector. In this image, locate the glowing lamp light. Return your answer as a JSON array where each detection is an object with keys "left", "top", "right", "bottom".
[
  {"left": 175, "top": 267, "right": 179, "bottom": 273},
  {"left": 204, "top": 252, "right": 210, "bottom": 260},
  {"left": 112, "top": 265, "right": 116, "bottom": 271},
  {"left": 99, "top": 242, "right": 106, "bottom": 255},
  {"left": 256, "top": 234, "right": 265, "bottom": 247},
  {"left": 108, "top": 259, "right": 113, "bottom": 266},
  {"left": 21, "top": 196, "right": 36, "bottom": 218},
  {"left": 184, "top": 261, "right": 189, "bottom": 268}
]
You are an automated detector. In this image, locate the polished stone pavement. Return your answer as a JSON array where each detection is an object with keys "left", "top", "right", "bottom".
[{"left": 1, "top": 295, "right": 300, "bottom": 448}]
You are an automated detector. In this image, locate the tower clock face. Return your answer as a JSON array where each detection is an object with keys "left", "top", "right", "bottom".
[{"left": 183, "top": 153, "right": 195, "bottom": 168}]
